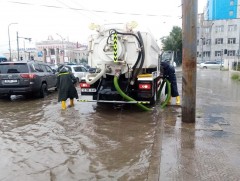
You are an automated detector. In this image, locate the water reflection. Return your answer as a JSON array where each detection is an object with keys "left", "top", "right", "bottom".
[{"left": 0, "top": 91, "right": 159, "bottom": 180}]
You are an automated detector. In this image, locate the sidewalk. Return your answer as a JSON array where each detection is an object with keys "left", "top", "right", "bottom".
[{"left": 158, "top": 70, "right": 240, "bottom": 181}]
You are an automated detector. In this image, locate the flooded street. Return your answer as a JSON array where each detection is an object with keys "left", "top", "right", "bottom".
[
  {"left": 0, "top": 69, "right": 240, "bottom": 181},
  {"left": 0, "top": 88, "right": 161, "bottom": 180}
]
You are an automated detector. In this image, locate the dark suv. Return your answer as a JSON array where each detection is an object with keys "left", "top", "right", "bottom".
[{"left": 0, "top": 60, "right": 57, "bottom": 98}]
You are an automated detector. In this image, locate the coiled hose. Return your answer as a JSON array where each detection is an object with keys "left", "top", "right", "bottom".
[
  {"left": 158, "top": 79, "right": 171, "bottom": 109},
  {"left": 114, "top": 76, "right": 171, "bottom": 111}
]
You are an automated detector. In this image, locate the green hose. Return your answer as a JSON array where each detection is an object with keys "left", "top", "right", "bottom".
[
  {"left": 113, "top": 76, "right": 171, "bottom": 111},
  {"left": 113, "top": 76, "right": 152, "bottom": 111},
  {"left": 158, "top": 79, "right": 171, "bottom": 109}
]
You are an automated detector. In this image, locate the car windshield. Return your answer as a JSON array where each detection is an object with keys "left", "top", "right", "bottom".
[
  {"left": 0, "top": 63, "right": 29, "bottom": 74},
  {"left": 73, "top": 66, "right": 86, "bottom": 72}
]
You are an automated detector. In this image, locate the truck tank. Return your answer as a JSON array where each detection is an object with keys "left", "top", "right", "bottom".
[
  {"left": 79, "top": 23, "right": 170, "bottom": 110},
  {"left": 87, "top": 23, "right": 160, "bottom": 80}
]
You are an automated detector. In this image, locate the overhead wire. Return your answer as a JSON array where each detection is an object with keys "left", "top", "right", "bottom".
[
  {"left": 55, "top": 0, "right": 99, "bottom": 22},
  {"left": 7, "top": 0, "right": 181, "bottom": 19},
  {"left": 64, "top": 0, "right": 107, "bottom": 23}
]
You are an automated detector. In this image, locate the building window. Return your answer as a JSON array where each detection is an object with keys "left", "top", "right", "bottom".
[
  {"left": 50, "top": 49, "right": 55, "bottom": 55},
  {"left": 205, "top": 27, "right": 210, "bottom": 33},
  {"left": 215, "top": 51, "right": 222, "bottom": 57},
  {"left": 215, "top": 25, "right": 224, "bottom": 33},
  {"left": 229, "top": 11, "right": 234, "bottom": 16},
  {"left": 215, "top": 38, "right": 223, "bottom": 44},
  {"left": 228, "top": 38, "right": 236, "bottom": 44},
  {"left": 227, "top": 50, "right": 235, "bottom": 56},
  {"left": 204, "top": 51, "right": 210, "bottom": 57},
  {"left": 228, "top": 25, "right": 237, "bottom": 32},
  {"left": 230, "top": 0, "right": 234, "bottom": 6},
  {"left": 202, "top": 38, "right": 206, "bottom": 45},
  {"left": 206, "top": 39, "right": 211, "bottom": 45}
]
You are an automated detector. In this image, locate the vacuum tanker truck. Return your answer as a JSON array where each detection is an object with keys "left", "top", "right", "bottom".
[{"left": 79, "top": 22, "right": 170, "bottom": 110}]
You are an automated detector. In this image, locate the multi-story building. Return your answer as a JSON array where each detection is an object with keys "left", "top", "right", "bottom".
[
  {"left": 197, "top": 0, "right": 240, "bottom": 70},
  {"left": 206, "top": 0, "right": 240, "bottom": 20},
  {"left": 3, "top": 35, "right": 88, "bottom": 65},
  {"left": 36, "top": 35, "right": 87, "bottom": 64}
]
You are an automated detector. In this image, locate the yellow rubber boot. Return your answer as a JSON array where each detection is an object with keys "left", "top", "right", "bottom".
[
  {"left": 167, "top": 96, "right": 172, "bottom": 105},
  {"left": 61, "top": 101, "right": 66, "bottom": 110},
  {"left": 176, "top": 96, "right": 181, "bottom": 105},
  {"left": 70, "top": 99, "right": 74, "bottom": 107}
]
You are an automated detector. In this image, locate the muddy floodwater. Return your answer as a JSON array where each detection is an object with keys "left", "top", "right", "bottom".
[
  {"left": 0, "top": 87, "right": 161, "bottom": 180},
  {"left": 0, "top": 69, "right": 240, "bottom": 181}
]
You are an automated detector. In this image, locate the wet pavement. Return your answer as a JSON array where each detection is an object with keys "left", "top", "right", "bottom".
[
  {"left": 159, "top": 69, "right": 240, "bottom": 181},
  {"left": 0, "top": 69, "right": 240, "bottom": 181}
]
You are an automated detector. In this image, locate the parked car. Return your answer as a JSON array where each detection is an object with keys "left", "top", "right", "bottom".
[
  {"left": 64, "top": 64, "right": 88, "bottom": 83},
  {"left": 0, "top": 57, "right": 7, "bottom": 62},
  {"left": 49, "top": 64, "right": 59, "bottom": 72},
  {"left": 200, "top": 61, "right": 223, "bottom": 69},
  {"left": 83, "top": 64, "right": 91, "bottom": 70},
  {"left": 0, "top": 60, "right": 57, "bottom": 98}
]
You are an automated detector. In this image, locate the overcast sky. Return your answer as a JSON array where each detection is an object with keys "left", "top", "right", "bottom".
[{"left": 0, "top": 0, "right": 206, "bottom": 53}]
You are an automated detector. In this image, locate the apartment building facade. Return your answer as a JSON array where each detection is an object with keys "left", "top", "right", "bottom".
[{"left": 197, "top": 0, "right": 240, "bottom": 70}]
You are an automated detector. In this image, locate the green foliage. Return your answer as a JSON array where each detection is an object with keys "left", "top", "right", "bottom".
[
  {"left": 231, "top": 73, "right": 240, "bottom": 81},
  {"left": 161, "top": 26, "right": 182, "bottom": 52},
  {"left": 160, "top": 26, "right": 182, "bottom": 65}
]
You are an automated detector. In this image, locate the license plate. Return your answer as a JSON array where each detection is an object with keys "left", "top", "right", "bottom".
[
  {"left": 4, "top": 79, "right": 18, "bottom": 83},
  {"left": 81, "top": 88, "right": 96, "bottom": 92}
]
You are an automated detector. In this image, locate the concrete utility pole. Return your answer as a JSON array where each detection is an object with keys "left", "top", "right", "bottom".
[{"left": 182, "top": 0, "right": 197, "bottom": 123}]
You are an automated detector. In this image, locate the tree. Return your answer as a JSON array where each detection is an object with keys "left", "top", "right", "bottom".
[{"left": 161, "top": 26, "right": 182, "bottom": 65}]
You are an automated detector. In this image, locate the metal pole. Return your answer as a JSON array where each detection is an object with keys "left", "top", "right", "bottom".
[
  {"left": 237, "top": 22, "right": 240, "bottom": 71},
  {"left": 210, "top": 23, "right": 214, "bottom": 61},
  {"left": 8, "top": 23, "right": 18, "bottom": 61},
  {"left": 16, "top": 34, "right": 31, "bottom": 61},
  {"left": 201, "top": 37, "right": 204, "bottom": 62},
  {"left": 221, "top": 49, "right": 223, "bottom": 70},
  {"left": 56, "top": 33, "right": 65, "bottom": 63},
  {"left": 182, "top": 0, "right": 197, "bottom": 123},
  {"left": 24, "top": 40, "right": 26, "bottom": 60},
  {"left": 17, "top": 31, "right": 19, "bottom": 61},
  {"left": 201, "top": 38, "right": 203, "bottom": 62}
]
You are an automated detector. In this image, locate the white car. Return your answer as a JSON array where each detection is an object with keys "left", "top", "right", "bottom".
[
  {"left": 65, "top": 65, "right": 88, "bottom": 83},
  {"left": 200, "top": 61, "right": 223, "bottom": 69}
]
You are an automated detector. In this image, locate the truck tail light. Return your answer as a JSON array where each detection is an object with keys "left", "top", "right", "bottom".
[
  {"left": 80, "top": 82, "right": 90, "bottom": 88},
  {"left": 20, "top": 73, "right": 36, "bottom": 79},
  {"left": 139, "top": 83, "right": 151, "bottom": 90}
]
